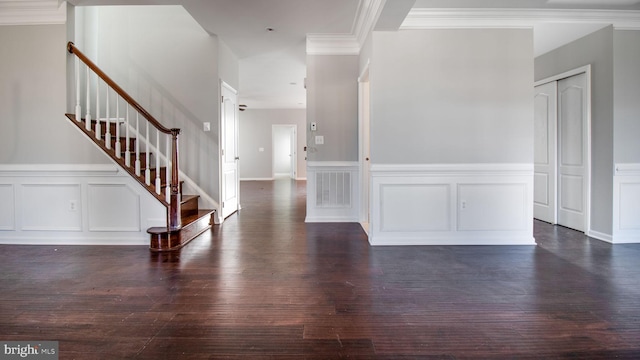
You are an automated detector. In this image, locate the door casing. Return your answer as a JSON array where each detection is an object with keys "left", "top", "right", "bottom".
[{"left": 534, "top": 65, "right": 592, "bottom": 233}]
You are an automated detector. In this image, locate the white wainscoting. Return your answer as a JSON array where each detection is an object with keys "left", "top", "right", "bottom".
[
  {"left": 612, "top": 163, "right": 640, "bottom": 243},
  {"left": 0, "top": 164, "right": 166, "bottom": 245},
  {"left": 370, "top": 164, "right": 535, "bottom": 246},
  {"left": 306, "top": 161, "right": 359, "bottom": 223}
]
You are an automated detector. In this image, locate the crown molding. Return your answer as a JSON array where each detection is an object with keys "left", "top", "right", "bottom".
[
  {"left": 307, "top": 0, "right": 386, "bottom": 55},
  {"left": 0, "top": 0, "right": 66, "bottom": 26},
  {"left": 401, "top": 8, "right": 640, "bottom": 30},
  {"left": 306, "top": 34, "right": 360, "bottom": 55}
]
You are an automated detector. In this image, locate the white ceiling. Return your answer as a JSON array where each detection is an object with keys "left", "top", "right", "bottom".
[{"left": 66, "top": 0, "right": 640, "bottom": 110}]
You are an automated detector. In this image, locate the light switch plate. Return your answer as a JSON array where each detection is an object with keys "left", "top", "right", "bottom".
[
  {"left": 315, "top": 135, "right": 324, "bottom": 145},
  {"left": 203, "top": 122, "right": 211, "bottom": 132}
]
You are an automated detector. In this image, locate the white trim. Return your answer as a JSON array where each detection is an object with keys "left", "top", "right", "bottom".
[
  {"left": 535, "top": 65, "right": 592, "bottom": 86},
  {"left": 369, "top": 163, "right": 535, "bottom": 246},
  {"left": 358, "top": 61, "right": 370, "bottom": 226},
  {"left": 0, "top": 0, "right": 66, "bottom": 26},
  {"left": 307, "top": 161, "right": 359, "bottom": 168},
  {"left": 536, "top": 65, "right": 592, "bottom": 237},
  {"left": 616, "top": 163, "right": 640, "bottom": 176},
  {"left": 0, "top": 164, "right": 165, "bottom": 246},
  {"left": 588, "top": 230, "right": 614, "bottom": 243},
  {"left": 370, "top": 163, "right": 534, "bottom": 176},
  {"left": 0, "top": 164, "right": 118, "bottom": 176},
  {"left": 240, "top": 178, "right": 275, "bottom": 181},
  {"left": 401, "top": 8, "right": 640, "bottom": 30},
  {"left": 306, "top": 34, "right": 360, "bottom": 55},
  {"left": 612, "top": 163, "right": 640, "bottom": 244},
  {"left": 307, "top": 0, "right": 385, "bottom": 55}
]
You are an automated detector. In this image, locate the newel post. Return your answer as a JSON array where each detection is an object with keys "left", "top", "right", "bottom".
[{"left": 168, "top": 128, "right": 182, "bottom": 231}]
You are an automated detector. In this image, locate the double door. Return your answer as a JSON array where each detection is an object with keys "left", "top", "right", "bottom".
[{"left": 534, "top": 72, "right": 588, "bottom": 232}]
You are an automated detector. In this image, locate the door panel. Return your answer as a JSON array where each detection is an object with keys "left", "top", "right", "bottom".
[
  {"left": 221, "top": 83, "right": 239, "bottom": 219},
  {"left": 533, "top": 81, "right": 557, "bottom": 223},
  {"left": 557, "top": 73, "right": 587, "bottom": 231}
]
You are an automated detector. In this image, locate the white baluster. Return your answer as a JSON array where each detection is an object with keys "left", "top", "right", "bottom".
[
  {"left": 125, "top": 105, "right": 131, "bottom": 167},
  {"left": 135, "top": 112, "right": 141, "bottom": 176},
  {"left": 115, "top": 96, "right": 121, "bottom": 158},
  {"left": 145, "top": 121, "right": 151, "bottom": 185},
  {"left": 95, "top": 79, "right": 101, "bottom": 140},
  {"left": 165, "top": 134, "right": 171, "bottom": 202},
  {"left": 105, "top": 87, "right": 111, "bottom": 149},
  {"left": 155, "top": 129, "right": 161, "bottom": 194},
  {"left": 75, "top": 57, "right": 81, "bottom": 121},
  {"left": 85, "top": 67, "right": 91, "bottom": 130}
]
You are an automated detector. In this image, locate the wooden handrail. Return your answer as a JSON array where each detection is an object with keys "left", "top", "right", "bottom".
[
  {"left": 68, "top": 41, "right": 181, "bottom": 231},
  {"left": 67, "top": 42, "right": 177, "bottom": 136}
]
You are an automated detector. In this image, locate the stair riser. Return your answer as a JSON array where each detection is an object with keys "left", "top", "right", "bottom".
[
  {"left": 181, "top": 196, "right": 199, "bottom": 218},
  {"left": 149, "top": 212, "right": 214, "bottom": 251}
]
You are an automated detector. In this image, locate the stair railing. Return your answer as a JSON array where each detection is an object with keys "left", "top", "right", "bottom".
[{"left": 67, "top": 42, "right": 181, "bottom": 231}]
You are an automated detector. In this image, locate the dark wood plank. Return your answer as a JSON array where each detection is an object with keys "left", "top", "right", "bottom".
[{"left": 1, "top": 178, "right": 640, "bottom": 359}]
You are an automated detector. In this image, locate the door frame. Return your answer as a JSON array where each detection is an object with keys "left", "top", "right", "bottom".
[
  {"left": 271, "top": 124, "right": 297, "bottom": 179},
  {"left": 358, "top": 61, "right": 371, "bottom": 234},
  {"left": 218, "top": 80, "right": 240, "bottom": 223},
  {"left": 534, "top": 65, "right": 592, "bottom": 233}
]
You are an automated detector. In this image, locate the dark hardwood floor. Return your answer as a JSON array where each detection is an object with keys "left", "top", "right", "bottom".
[{"left": 1, "top": 178, "right": 639, "bottom": 359}]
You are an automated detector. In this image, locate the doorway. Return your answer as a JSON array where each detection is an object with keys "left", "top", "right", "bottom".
[
  {"left": 272, "top": 125, "right": 297, "bottom": 179},
  {"left": 220, "top": 81, "right": 240, "bottom": 219},
  {"left": 358, "top": 63, "right": 371, "bottom": 234},
  {"left": 534, "top": 66, "right": 591, "bottom": 232}
]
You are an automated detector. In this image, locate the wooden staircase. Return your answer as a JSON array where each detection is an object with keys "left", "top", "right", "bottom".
[{"left": 66, "top": 42, "right": 215, "bottom": 252}]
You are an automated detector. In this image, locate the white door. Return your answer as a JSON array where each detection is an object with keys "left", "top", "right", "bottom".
[
  {"left": 557, "top": 73, "right": 588, "bottom": 232},
  {"left": 358, "top": 67, "right": 371, "bottom": 232},
  {"left": 533, "top": 81, "right": 557, "bottom": 224},
  {"left": 289, "top": 126, "right": 297, "bottom": 179},
  {"left": 221, "top": 82, "right": 239, "bottom": 219},
  {"left": 272, "top": 125, "right": 296, "bottom": 179}
]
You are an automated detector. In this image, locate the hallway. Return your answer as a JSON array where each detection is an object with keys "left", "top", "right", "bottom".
[{"left": 1, "top": 178, "right": 639, "bottom": 358}]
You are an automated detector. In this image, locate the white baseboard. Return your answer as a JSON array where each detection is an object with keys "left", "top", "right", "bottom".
[
  {"left": 587, "top": 230, "right": 613, "bottom": 243},
  {"left": 240, "top": 178, "right": 274, "bottom": 181}
]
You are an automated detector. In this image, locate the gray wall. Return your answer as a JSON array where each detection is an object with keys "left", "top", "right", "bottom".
[
  {"left": 0, "top": 24, "right": 105, "bottom": 164},
  {"left": 239, "top": 109, "right": 307, "bottom": 180},
  {"left": 614, "top": 30, "right": 640, "bottom": 164},
  {"left": 306, "top": 55, "right": 359, "bottom": 162},
  {"left": 219, "top": 39, "right": 239, "bottom": 92},
  {"left": 371, "top": 29, "right": 534, "bottom": 164},
  {"left": 535, "top": 26, "right": 614, "bottom": 235},
  {"left": 76, "top": 5, "right": 235, "bottom": 202}
]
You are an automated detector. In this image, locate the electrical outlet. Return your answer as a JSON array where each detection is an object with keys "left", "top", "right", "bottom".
[
  {"left": 69, "top": 200, "right": 78, "bottom": 212},
  {"left": 461, "top": 201, "right": 467, "bottom": 209},
  {"left": 310, "top": 122, "right": 317, "bottom": 131}
]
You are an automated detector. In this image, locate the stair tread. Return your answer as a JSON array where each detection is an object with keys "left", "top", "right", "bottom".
[
  {"left": 147, "top": 209, "right": 214, "bottom": 235},
  {"left": 181, "top": 194, "right": 199, "bottom": 204}
]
